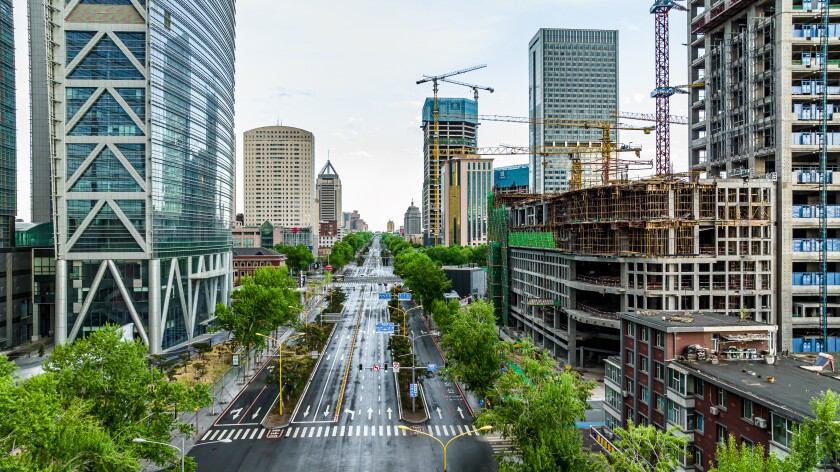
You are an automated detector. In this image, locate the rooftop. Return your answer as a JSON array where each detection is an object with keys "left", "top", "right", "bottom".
[
  {"left": 677, "top": 355, "right": 840, "bottom": 422},
  {"left": 619, "top": 310, "right": 775, "bottom": 333},
  {"left": 232, "top": 247, "right": 284, "bottom": 257}
]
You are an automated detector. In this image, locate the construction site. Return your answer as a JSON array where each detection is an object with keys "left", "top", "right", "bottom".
[{"left": 487, "top": 177, "right": 775, "bottom": 366}]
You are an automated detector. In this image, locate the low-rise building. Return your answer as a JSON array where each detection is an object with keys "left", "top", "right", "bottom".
[
  {"left": 232, "top": 248, "right": 286, "bottom": 284},
  {"left": 232, "top": 221, "right": 275, "bottom": 249},
  {"left": 443, "top": 265, "right": 487, "bottom": 299},
  {"left": 602, "top": 309, "right": 840, "bottom": 470}
]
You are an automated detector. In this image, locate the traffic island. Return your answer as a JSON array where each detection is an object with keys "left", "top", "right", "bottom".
[{"left": 394, "top": 371, "right": 428, "bottom": 423}]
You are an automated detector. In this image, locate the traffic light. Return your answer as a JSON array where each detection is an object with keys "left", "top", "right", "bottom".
[{"left": 358, "top": 363, "right": 363, "bottom": 372}]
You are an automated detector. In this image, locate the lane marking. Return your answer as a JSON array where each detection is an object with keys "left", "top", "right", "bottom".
[
  {"left": 232, "top": 429, "right": 242, "bottom": 440},
  {"left": 434, "top": 425, "right": 441, "bottom": 436},
  {"left": 238, "top": 386, "right": 267, "bottom": 424},
  {"left": 356, "top": 426, "right": 361, "bottom": 436},
  {"left": 202, "top": 430, "right": 214, "bottom": 441},
  {"left": 364, "top": 425, "right": 368, "bottom": 437},
  {"left": 316, "top": 427, "right": 322, "bottom": 438},
  {"left": 257, "top": 429, "right": 266, "bottom": 439},
  {"left": 387, "top": 426, "right": 391, "bottom": 436},
  {"left": 285, "top": 428, "right": 292, "bottom": 438},
  {"left": 308, "top": 427, "right": 315, "bottom": 438},
  {"left": 293, "top": 428, "right": 301, "bottom": 438},
  {"left": 340, "top": 425, "right": 345, "bottom": 437},
  {"left": 379, "top": 425, "right": 383, "bottom": 436}
]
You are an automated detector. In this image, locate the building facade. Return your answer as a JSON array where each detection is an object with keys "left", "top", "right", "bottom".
[
  {"left": 386, "top": 220, "right": 394, "bottom": 233},
  {"left": 403, "top": 200, "right": 421, "bottom": 241},
  {"left": 243, "top": 126, "right": 315, "bottom": 228},
  {"left": 494, "top": 179, "right": 775, "bottom": 367},
  {"left": 687, "top": 0, "right": 840, "bottom": 351},
  {"left": 528, "top": 29, "right": 618, "bottom": 193},
  {"left": 494, "top": 164, "right": 529, "bottom": 194},
  {"left": 28, "top": 0, "right": 51, "bottom": 223},
  {"left": 440, "top": 156, "right": 493, "bottom": 246},
  {"left": 342, "top": 210, "right": 367, "bottom": 232},
  {"left": 421, "top": 97, "right": 479, "bottom": 245},
  {"left": 38, "top": 0, "right": 236, "bottom": 353},
  {"left": 232, "top": 247, "right": 285, "bottom": 285},
  {"left": 316, "top": 160, "right": 341, "bottom": 224},
  {"left": 232, "top": 220, "right": 274, "bottom": 249}
]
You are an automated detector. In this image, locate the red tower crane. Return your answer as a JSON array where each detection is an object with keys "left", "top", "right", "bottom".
[{"left": 650, "top": 0, "right": 687, "bottom": 175}]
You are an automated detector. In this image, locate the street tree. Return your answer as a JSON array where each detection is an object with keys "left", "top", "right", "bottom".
[
  {"left": 601, "top": 421, "right": 688, "bottom": 472},
  {"left": 476, "top": 339, "right": 598, "bottom": 472},
  {"left": 708, "top": 436, "right": 784, "bottom": 472},
  {"left": 399, "top": 252, "right": 451, "bottom": 312},
  {"left": 273, "top": 244, "right": 314, "bottom": 272},
  {"left": 440, "top": 301, "right": 500, "bottom": 399},
  {"left": 431, "top": 299, "right": 459, "bottom": 333}
]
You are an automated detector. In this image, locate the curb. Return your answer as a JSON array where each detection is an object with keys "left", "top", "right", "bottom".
[{"left": 395, "top": 370, "right": 429, "bottom": 424}]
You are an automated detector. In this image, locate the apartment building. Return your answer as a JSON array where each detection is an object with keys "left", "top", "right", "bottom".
[
  {"left": 688, "top": 0, "right": 840, "bottom": 351},
  {"left": 440, "top": 156, "right": 494, "bottom": 246}
]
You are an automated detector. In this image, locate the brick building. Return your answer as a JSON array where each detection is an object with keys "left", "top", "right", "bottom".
[
  {"left": 232, "top": 248, "right": 286, "bottom": 285},
  {"left": 602, "top": 310, "right": 840, "bottom": 470}
]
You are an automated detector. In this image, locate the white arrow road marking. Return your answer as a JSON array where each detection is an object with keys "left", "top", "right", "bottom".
[
  {"left": 457, "top": 407, "right": 464, "bottom": 419},
  {"left": 436, "top": 407, "right": 443, "bottom": 419},
  {"left": 324, "top": 405, "right": 331, "bottom": 417},
  {"left": 326, "top": 355, "right": 331, "bottom": 360},
  {"left": 367, "top": 408, "right": 374, "bottom": 420},
  {"left": 303, "top": 405, "right": 311, "bottom": 417},
  {"left": 230, "top": 408, "right": 243, "bottom": 420},
  {"left": 387, "top": 407, "right": 393, "bottom": 420},
  {"left": 252, "top": 407, "right": 262, "bottom": 420},
  {"left": 344, "top": 409, "right": 355, "bottom": 420}
]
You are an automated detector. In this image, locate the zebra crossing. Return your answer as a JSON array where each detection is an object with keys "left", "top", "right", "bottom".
[
  {"left": 201, "top": 427, "right": 266, "bottom": 442},
  {"left": 278, "top": 424, "right": 482, "bottom": 440}
]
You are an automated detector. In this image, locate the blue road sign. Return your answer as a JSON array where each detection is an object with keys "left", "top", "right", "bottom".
[
  {"left": 409, "top": 384, "right": 418, "bottom": 398},
  {"left": 427, "top": 363, "right": 437, "bottom": 372},
  {"left": 378, "top": 293, "right": 391, "bottom": 300},
  {"left": 375, "top": 323, "right": 395, "bottom": 334},
  {"left": 479, "top": 399, "right": 485, "bottom": 406},
  {"left": 398, "top": 292, "right": 412, "bottom": 300}
]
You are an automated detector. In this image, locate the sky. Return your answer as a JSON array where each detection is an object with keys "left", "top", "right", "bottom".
[{"left": 11, "top": 0, "right": 688, "bottom": 230}]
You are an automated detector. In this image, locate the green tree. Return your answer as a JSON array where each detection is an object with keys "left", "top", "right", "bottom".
[
  {"left": 476, "top": 339, "right": 598, "bottom": 472},
  {"left": 399, "top": 252, "right": 451, "bottom": 312},
  {"left": 781, "top": 389, "right": 840, "bottom": 471},
  {"left": 431, "top": 299, "right": 459, "bottom": 333},
  {"left": 274, "top": 244, "right": 315, "bottom": 272},
  {"left": 213, "top": 266, "right": 298, "bottom": 376},
  {"left": 708, "top": 436, "right": 784, "bottom": 472},
  {"left": 469, "top": 244, "right": 489, "bottom": 266},
  {"left": 440, "top": 301, "right": 500, "bottom": 398},
  {"left": 602, "top": 421, "right": 688, "bottom": 472}
]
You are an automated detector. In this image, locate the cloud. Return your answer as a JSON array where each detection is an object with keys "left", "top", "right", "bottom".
[{"left": 272, "top": 86, "right": 314, "bottom": 101}]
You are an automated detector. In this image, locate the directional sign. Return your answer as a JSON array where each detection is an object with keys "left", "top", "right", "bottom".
[
  {"left": 378, "top": 293, "right": 391, "bottom": 300},
  {"left": 325, "top": 265, "right": 332, "bottom": 272},
  {"left": 373, "top": 364, "right": 380, "bottom": 372},
  {"left": 409, "top": 383, "right": 418, "bottom": 398},
  {"left": 393, "top": 362, "right": 400, "bottom": 372},
  {"left": 427, "top": 363, "right": 437, "bottom": 372},
  {"left": 398, "top": 292, "right": 412, "bottom": 300},
  {"left": 375, "top": 323, "right": 395, "bottom": 334}
]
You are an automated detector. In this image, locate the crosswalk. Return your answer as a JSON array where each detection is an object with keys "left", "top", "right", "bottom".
[
  {"left": 280, "top": 424, "right": 481, "bottom": 440},
  {"left": 485, "top": 433, "right": 516, "bottom": 455},
  {"left": 201, "top": 427, "right": 265, "bottom": 442}
]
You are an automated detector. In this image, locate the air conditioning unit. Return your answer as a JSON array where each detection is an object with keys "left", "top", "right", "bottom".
[
  {"left": 709, "top": 406, "right": 720, "bottom": 416},
  {"left": 754, "top": 417, "right": 767, "bottom": 429},
  {"left": 622, "top": 390, "right": 629, "bottom": 398}
]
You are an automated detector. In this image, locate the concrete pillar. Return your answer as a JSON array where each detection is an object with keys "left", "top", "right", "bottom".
[
  {"left": 568, "top": 317, "right": 578, "bottom": 367},
  {"left": 55, "top": 260, "right": 67, "bottom": 345},
  {"left": 148, "top": 258, "right": 161, "bottom": 354}
]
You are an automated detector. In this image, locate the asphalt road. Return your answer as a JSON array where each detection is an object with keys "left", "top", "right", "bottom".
[{"left": 191, "top": 237, "right": 496, "bottom": 471}]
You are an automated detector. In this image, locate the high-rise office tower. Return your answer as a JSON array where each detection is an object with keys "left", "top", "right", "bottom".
[
  {"left": 243, "top": 126, "right": 315, "bottom": 229},
  {"left": 0, "top": 0, "right": 13, "bottom": 244},
  {"left": 528, "top": 28, "right": 618, "bottom": 193},
  {"left": 403, "top": 200, "right": 421, "bottom": 242},
  {"left": 28, "top": 0, "right": 51, "bottom": 223},
  {"left": 386, "top": 220, "right": 394, "bottom": 233},
  {"left": 316, "top": 160, "right": 342, "bottom": 224},
  {"left": 421, "top": 98, "right": 478, "bottom": 246},
  {"left": 441, "top": 156, "right": 494, "bottom": 246},
  {"left": 38, "top": 0, "right": 236, "bottom": 353}
]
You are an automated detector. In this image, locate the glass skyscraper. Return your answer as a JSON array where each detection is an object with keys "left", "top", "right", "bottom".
[
  {"left": 36, "top": 0, "right": 236, "bottom": 353},
  {"left": 528, "top": 28, "right": 618, "bottom": 193},
  {"left": 0, "top": 0, "right": 13, "bottom": 247}
]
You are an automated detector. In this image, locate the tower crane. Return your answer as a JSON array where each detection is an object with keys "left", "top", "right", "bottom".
[
  {"left": 650, "top": 0, "right": 688, "bottom": 175},
  {"left": 440, "top": 113, "right": 653, "bottom": 185},
  {"left": 613, "top": 111, "right": 689, "bottom": 125},
  {"left": 430, "top": 77, "right": 494, "bottom": 102},
  {"left": 416, "top": 64, "right": 486, "bottom": 246}
]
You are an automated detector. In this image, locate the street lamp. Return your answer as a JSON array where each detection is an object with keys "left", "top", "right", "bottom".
[
  {"left": 397, "top": 425, "right": 492, "bottom": 471},
  {"left": 391, "top": 331, "right": 437, "bottom": 412},
  {"left": 389, "top": 305, "right": 423, "bottom": 336},
  {"left": 256, "top": 332, "right": 303, "bottom": 416},
  {"left": 132, "top": 437, "right": 232, "bottom": 472}
]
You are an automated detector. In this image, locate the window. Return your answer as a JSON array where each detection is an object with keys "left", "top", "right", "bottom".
[
  {"left": 693, "top": 446, "right": 704, "bottom": 467},
  {"left": 640, "top": 355, "right": 649, "bottom": 373},
  {"left": 626, "top": 378, "right": 634, "bottom": 394},
  {"left": 606, "top": 362, "right": 621, "bottom": 384},
  {"left": 668, "top": 368, "right": 686, "bottom": 395},
  {"left": 654, "top": 362, "right": 665, "bottom": 381},
  {"left": 742, "top": 398, "right": 754, "bottom": 421},
  {"left": 626, "top": 348, "right": 635, "bottom": 366},
  {"left": 741, "top": 437, "right": 754, "bottom": 449},
  {"left": 641, "top": 386, "right": 649, "bottom": 403},
  {"left": 689, "top": 411, "right": 704, "bottom": 433},
  {"left": 655, "top": 394, "right": 665, "bottom": 412},
  {"left": 716, "top": 424, "right": 728, "bottom": 444},
  {"left": 668, "top": 402, "right": 684, "bottom": 426},
  {"left": 656, "top": 330, "right": 666, "bottom": 348},
  {"left": 695, "top": 378, "right": 705, "bottom": 397},
  {"left": 772, "top": 414, "right": 794, "bottom": 448},
  {"left": 627, "top": 322, "right": 636, "bottom": 337},
  {"left": 717, "top": 387, "right": 728, "bottom": 409},
  {"left": 640, "top": 326, "right": 650, "bottom": 342},
  {"left": 606, "top": 386, "right": 623, "bottom": 411}
]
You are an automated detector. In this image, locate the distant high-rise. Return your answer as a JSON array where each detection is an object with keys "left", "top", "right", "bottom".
[
  {"left": 441, "top": 156, "right": 493, "bottom": 247},
  {"left": 421, "top": 98, "right": 478, "bottom": 246},
  {"left": 529, "top": 28, "right": 618, "bottom": 193},
  {"left": 28, "top": 0, "right": 50, "bottom": 223},
  {"left": 403, "top": 200, "right": 421, "bottom": 242},
  {"left": 386, "top": 220, "right": 394, "bottom": 233},
  {"left": 39, "top": 0, "right": 237, "bottom": 353},
  {"left": 316, "top": 160, "right": 342, "bottom": 224},
  {"left": 0, "top": 0, "right": 13, "bottom": 245},
  {"left": 243, "top": 126, "right": 315, "bottom": 229}
]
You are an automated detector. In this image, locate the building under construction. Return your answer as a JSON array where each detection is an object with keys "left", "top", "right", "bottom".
[{"left": 488, "top": 177, "right": 775, "bottom": 367}]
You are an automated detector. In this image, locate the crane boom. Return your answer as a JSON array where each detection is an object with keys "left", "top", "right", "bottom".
[
  {"left": 416, "top": 64, "right": 487, "bottom": 84},
  {"left": 613, "top": 111, "right": 689, "bottom": 125},
  {"left": 434, "top": 77, "right": 494, "bottom": 101}
]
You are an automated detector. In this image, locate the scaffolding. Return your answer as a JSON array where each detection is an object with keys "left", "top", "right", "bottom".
[{"left": 487, "top": 192, "right": 510, "bottom": 325}]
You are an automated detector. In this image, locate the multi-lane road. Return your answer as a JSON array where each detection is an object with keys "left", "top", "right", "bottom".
[{"left": 190, "top": 237, "right": 496, "bottom": 471}]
